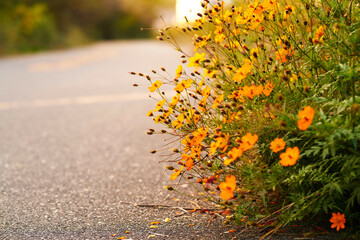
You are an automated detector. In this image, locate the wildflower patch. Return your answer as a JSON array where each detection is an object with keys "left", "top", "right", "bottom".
[{"left": 134, "top": 0, "right": 359, "bottom": 236}]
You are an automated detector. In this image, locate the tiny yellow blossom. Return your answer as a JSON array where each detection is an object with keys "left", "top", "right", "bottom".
[
  {"left": 154, "top": 99, "right": 166, "bottom": 112},
  {"left": 188, "top": 52, "right": 205, "bottom": 69},
  {"left": 175, "top": 65, "right": 182, "bottom": 79},
  {"left": 148, "top": 80, "right": 163, "bottom": 92}
]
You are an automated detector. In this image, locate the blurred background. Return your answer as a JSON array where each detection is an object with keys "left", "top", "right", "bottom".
[{"left": 0, "top": 0, "right": 177, "bottom": 56}]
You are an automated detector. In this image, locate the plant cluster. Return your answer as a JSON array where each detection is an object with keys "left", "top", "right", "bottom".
[{"left": 135, "top": 0, "right": 359, "bottom": 235}]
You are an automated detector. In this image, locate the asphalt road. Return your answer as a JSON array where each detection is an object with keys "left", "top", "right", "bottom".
[
  {"left": 0, "top": 41, "right": 340, "bottom": 240},
  {"left": 0, "top": 40, "right": 240, "bottom": 240}
]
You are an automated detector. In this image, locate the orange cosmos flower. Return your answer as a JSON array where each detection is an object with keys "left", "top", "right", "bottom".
[
  {"left": 330, "top": 212, "right": 346, "bottom": 231},
  {"left": 192, "top": 127, "right": 209, "bottom": 145},
  {"left": 182, "top": 154, "right": 194, "bottom": 170},
  {"left": 170, "top": 166, "right": 184, "bottom": 180},
  {"left": 219, "top": 175, "right": 236, "bottom": 200},
  {"left": 185, "top": 158, "right": 194, "bottom": 170},
  {"left": 275, "top": 47, "right": 294, "bottom": 63},
  {"left": 148, "top": 80, "right": 163, "bottom": 92},
  {"left": 313, "top": 26, "right": 325, "bottom": 44},
  {"left": 224, "top": 147, "right": 243, "bottom": 165},
  {"left": 232, "top": 59, "right": 253, "bottom": 82},
  {"left": 270, "top": 138, "right": 286, "bottom": 153},
  {"left": 239, "top": 85, "right": 263, "bottom": 99},
  {"left": 297, "top": 106, "right": 315, "bottom": 130},
  {"left": 279, "top": 147, "right": 300, "bottom": 166},
  {"left": 263, "top": 82, "right": 275, "bottom": 96},
  {"left": 240, "top": 133, "right": 258, "bottom": 151},
  {"left": 209, "top": 134, "right": 229, "bottom": 156}
]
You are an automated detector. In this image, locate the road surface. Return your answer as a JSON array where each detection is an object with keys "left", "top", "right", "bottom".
[
  {"left": 0, "top": 41, "right": 339, "bottom": 240},
  {"left": 0, "top": 41, "right": 239, "bottom": 240}
]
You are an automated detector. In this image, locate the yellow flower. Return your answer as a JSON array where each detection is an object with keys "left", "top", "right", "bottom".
[
  {"left": 146, "top": 110, "right": 153, "bottom": 117},
  {"left": 249, "top": 0, "right": 265, "bottom": 15},
  {"left": 161, "top": 108, "right": 173, "bottom": 122},
  {"left": 284, "top": 5, "right": 294, "bottom": 18},
  {"left": 175, "top": 65, "right": 183, "bottom": 79},
  {"left": 170, "top": 166, "right": 184, "bottom": 180},
  {"left": 250, "top": 48, "right": 260, "bottom": 60},
  {"left": 233, "top": 59, "right": 253, "bottom": 82},
  {"left": 188, "top": 52, "right": 205, "bottom": 69},
  {"left": 148, "top": 80, "right": 163, "bottom": 92},
  {"left": 212, "top": 94, "right": 224, "bottom": 109},
  {"left": 185, "top": 158, "right": 194, "bottom": 170},
  {"left": 315, "top": 26, "right": 325, "bottom": 39},
  {"left": 154, "top": 115, "right": 161, "bottom": 124},
  {"left": 154, "top": 99, "right": 166, "bottom": 112},
  {"left": 193, "top": 114, "right": 200, "bottom": 124},
  {"left": 222, "top": 10, "right": 233, "bottom": 22},
  {"left": 172, "top": 113, "right": 184, "bottom": 129},
  {"left": 170, "top": 93, "right": 180, "bottom": 106},
  {"left": 204, "top": 69, "right": 217, "bottom": 78},
  {"left": 202, "top": 86, "right": 211, "bottom": 98},
  {"left": 219, "top": 175, "right": 236, "bottom": 200},
  {"left": 249, "top": 14, "right": 264, "bottom": 30},
  {"left": 174, "top": 79, "right": 193, "bottom": 92},
  {"left": 215, "top": 33, "right": 226, "bottom": 43},
  {"left": 198, "top": 98, "right": 209, "bottom": 113},
  {"left": 262, "top": 0, "right": 277, "bottom": 11},
  {"left": 195, "top": 33, "right": 211, "bottom": 50},
  {"left": 181, "top": 154, "right": 194, "bottom": 170},
  {"left": 290, "top": 74, "right": 298, "bottom": 82},
  {"left": 214, "top": 25, "right": 223, "bottom": 35}
]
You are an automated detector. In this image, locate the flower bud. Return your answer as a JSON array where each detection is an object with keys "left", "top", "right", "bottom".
[{"left": 165, "top": 186, "right": 174, "bottom": 191}]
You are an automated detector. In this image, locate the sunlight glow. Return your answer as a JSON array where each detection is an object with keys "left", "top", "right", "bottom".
[{"left": 176, "top": 0, "right": 203, "bottom": 24}]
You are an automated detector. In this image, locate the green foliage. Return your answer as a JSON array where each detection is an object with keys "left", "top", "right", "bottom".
[
  {"left": 0, "top": 3, "right": 58, "bottom": 54},
  {"left": 0, "top": 0, "right": 157, "bottom": 55}
]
